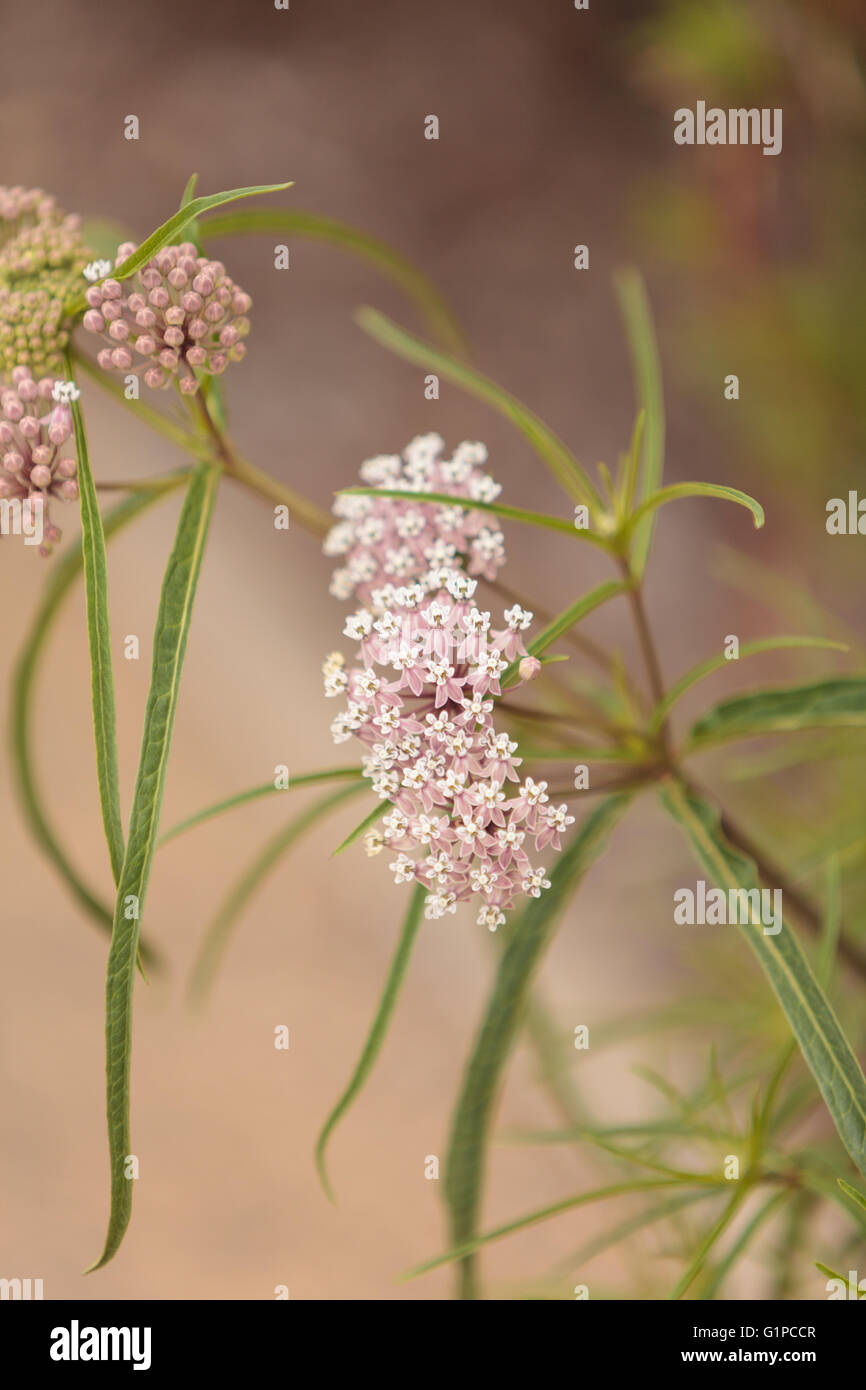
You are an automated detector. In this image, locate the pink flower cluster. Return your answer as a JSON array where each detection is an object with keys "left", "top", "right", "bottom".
[
  {"left": 324, "top": 433, "right": 507, "bottom": 606},
  {"left": 324, "top": 567, "right": 573, "bottom": 924},
  {"left": 82, "top": 242, "right": 251, "bottom": 394},
  {"left": 0, "top": 367, "right": 78, "bottom": 555}
]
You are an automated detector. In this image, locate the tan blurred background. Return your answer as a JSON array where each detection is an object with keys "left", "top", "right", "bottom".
[{"left": 2, "top": 0, "right": 865, "bottom": 1299}]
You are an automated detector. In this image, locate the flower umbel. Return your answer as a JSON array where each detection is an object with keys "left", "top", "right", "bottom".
[
  {"left": 325, "top": 433, "right": 507, "bottom": 607},
  {"left": 325, "top": 565, "right": 562, "bottom": 923},
  {"left": 82, "top": 242, "right": 252, "bottom": 394},
  {"left": 0, "top": 367, "right": 79, "bottom": 555}
]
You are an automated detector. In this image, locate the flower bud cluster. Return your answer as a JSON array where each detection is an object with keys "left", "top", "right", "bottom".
[{"left": 82, "top": 242, "right": 252, "bottom": 394}]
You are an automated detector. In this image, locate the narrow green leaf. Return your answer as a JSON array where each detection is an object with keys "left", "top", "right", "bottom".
[
  {"left": 444, "top": 795, "right": 632, "bottom": 1299},
  {"left": 560, "top": 1189, "right": 717, "bottom": 1274},
  {"left": 339, "top": 485, "right": 613, "bottom": 551},
  {"left": 838, "top": 1178, "right": 866, "bottom": 1214},
  {"left": 159, "top": 768, "right": 363, "bottom": 845},
  {"left": 179, "top": 172, "right": 200, "bottom": 247},
  {"left": 406, "top": 1178, "right": 685, "bottom": 1280},
  {"left": 202, "top": 208, "right": 467, "bottom": 357},
  {"left": 699, "top": 1190, "right": 789, "bottom": 1300},
  {"left": 660, "top": 781, "right": 866, "bottom": 1179},
  {"left": 619, "top": 408, "right": 646, "bottom": 519},
  {"left": 501, "top": 580, "right": 628, "bottom": 688},
  {"left": 689, "top": 677, "right": 866, "bottom": 750},
  {"left": 89, "top": 462, "right": 219, "bottom": 1272},
  {"left": 316, "top": 881, "right": 426, "bottom": 1201},
  {"left": 332, "top": 799, "right": 386, "bottom": 856},
  {"left": 814, "top": 1261, "right": 865, "bottom": 1296},
  {"left": 622, "top": 481, "right": 764, "bottom": 540},
  {"left": 66, "top": 182, "right": 293, "bottom": 316},
  {"left": 614, "top": 269, "right": 665, "bottom": 575},
  {"left": 188, "top": 783, "right": 367, "bottom": 1005},
  {"left": 9, "top": 489, "right": 180, "bottom": 966},
  {"left": 65, "top": 367, "right": 124, "bottom": 884},
  {"left": 668, "top": 1187, "right": 749, "bottom": 1301},
  {"left": 356, "top": 308, "right": 602, "bottom": 508},
  {"left": 650, "top": 637, "right": 849, "bottom": 733}
]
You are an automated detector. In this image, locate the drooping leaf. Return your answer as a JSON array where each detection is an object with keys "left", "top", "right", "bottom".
[
  {"left": 9, "top": 489, "right": 181, "bottom": 967},
  {"left": 64, "top": 366, "right": 125, "bottom": 885},
  {"left": 444, "top": 795, "right": 632, "bottom": 1299},
  {"left": 187, "top": 782, "right": 367, "bottom": 1006},
  {"left": 339, "top": 485, "right": 613, "bottom": 551},
  {"left": 89, "top": 462, "right": 219, "bottom": 1272},
  {"left": 66, "top": 181, "right": 293, "bottom": 316},
  {"left": 315, "top": 882, "right": 426, "bottom": 1201},
  {"left": 650, "top": 637, "right": 849, "bottom": 732},
  {"left": 622, "top": 481, "right": 764, "bottom": 541},
  {"left": 201, "top": 208, "right": 467, "bottom": 357},
  {"left": 614, "top": 269, "right": 665, "bottom": 576},
  {"left": 159, "top": 768, "right": 363, "bottom": 844},
  {"left": 660, "top": 781, "right": 866, "bottom": 1180},
  {"left": 688, "top": 677, "right": 866, "bottom": 751},
  {"left": 355, "top": 308, "right": 602, "bottom": 508}
]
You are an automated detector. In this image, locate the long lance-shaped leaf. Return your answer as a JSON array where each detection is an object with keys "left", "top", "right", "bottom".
[
  {"left": 65, "top": 368, "right": 124, "bottom": 884},
  {"left": 356, "top": 308, "right": 602, "bottom": 509},
  {"left": 10, "top": 488, "right": 183, "bottom": 966},
  {"left": 444, "top": 794, "right": 632, "bottom": 1300},
  {"left": 159, "top": 768, "right": 363, "bottom": 845},
  {"left": 66, "top": 182, "right": 292, "bottom": 317},
  {"left": 614, "top": 269, "right": 664, "bottom": 576},
  {"left": 650, "top": 637, "right": 849, "bottom": 733},
  {"left": 187, "top": 782, "right": 367, "bottom": 1005},
  {"left": 201, "top": 208, "right": 467, "bottom": 357},
  {"left": 89, "top": 462, "right": 219, "bottom": 1272},
  {"left": 621, "top": 481, "right": 764, "bottom": 540},
  {"left": 688, "top": 677, "right": 866, "bottom": 751},
  {"left": 660, "top": 781, "right": 866, "bottom": 1180},
  {"left": 315, "top": 881, "right": 426, "bottom": 1201},
  {"left": 501, "top": 580, "right": 628, "bottom": 688},
  {"left": 339, "top": 486, "right": 613, "bottom": 552}
]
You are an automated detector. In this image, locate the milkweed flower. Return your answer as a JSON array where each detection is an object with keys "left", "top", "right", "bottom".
[
  {"left": 325, "top": 434, "right": 507, "bottom": 607},
  {"left": 82, "top": 242, "right": 252, "bottom": 394},
  {"left": 0, "top": 367, "right": 79, "bottom": 555},
  {"left": 0, "top": 186, "right": 92, "bottom": 375},
  {"left": 325, "top": 566, "right": 560, "bottom": 923}
]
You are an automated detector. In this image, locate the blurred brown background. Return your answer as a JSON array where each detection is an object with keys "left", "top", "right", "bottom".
[{"left": 2, "top": 0, "right": 865, "bottom": 1299}]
